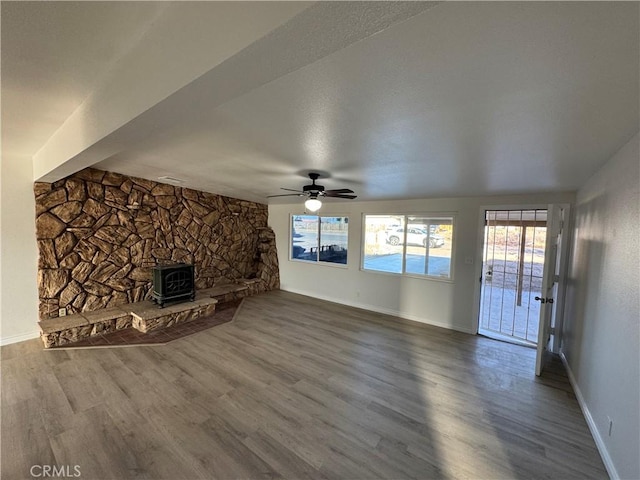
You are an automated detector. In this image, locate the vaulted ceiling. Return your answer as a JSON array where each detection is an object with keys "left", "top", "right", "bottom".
[{"left": 2, "top": 1, "right": 638, "bottom": 204}]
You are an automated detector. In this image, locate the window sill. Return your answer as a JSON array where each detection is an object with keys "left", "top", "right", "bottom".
[
  {"left": 359, "top": 267, "right": 454, "bottom": 283},
  {"left": 290, "top": 258, "right": 349, "bottom": 269}
]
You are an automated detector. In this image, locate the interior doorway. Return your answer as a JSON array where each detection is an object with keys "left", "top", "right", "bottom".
[{"left": 478, "top": 209, "right": 548, "bottom": 346}]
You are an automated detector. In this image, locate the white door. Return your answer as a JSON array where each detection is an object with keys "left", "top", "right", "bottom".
[{"left": 535, "top": 204, "right": 568, "bottom": 376}]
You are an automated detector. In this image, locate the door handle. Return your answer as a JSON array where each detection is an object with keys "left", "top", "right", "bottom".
[{"left": 534, "top": 296, "right": 554, "bottom": 304}]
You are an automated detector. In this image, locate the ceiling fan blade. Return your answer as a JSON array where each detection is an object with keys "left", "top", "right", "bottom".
[
  {"left": 324, "top": 193, "right": 357, "bottom": 199},
  {"left": 280, "top": 188, "right": 304, "bottom": 193},
  {"left": 323, "top": 188, "right": 354, "bottom": 194},
  {"left": 267, "top": 193, "right": 304, "bottom": 198}
]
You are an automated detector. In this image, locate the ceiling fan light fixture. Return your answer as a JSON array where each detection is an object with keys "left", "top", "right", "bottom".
[{"left": 304, "top": 197, "right": 322, "bottom": 212}]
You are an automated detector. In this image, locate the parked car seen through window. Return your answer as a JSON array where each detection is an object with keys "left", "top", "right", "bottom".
[{"left": 386, "top": 226, "right": 445, "bottom": 248}]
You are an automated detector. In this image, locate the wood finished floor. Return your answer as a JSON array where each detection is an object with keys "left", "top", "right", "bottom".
[{"left": 1, "top": 291, "right": 607, "bottom": 480}]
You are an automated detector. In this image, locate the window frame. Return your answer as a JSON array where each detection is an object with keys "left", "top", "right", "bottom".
[
  {"left": 289, "top": 214, "right": 350, "bottom": 268},
  {"left": 360, "top": 212, "right": 457, "bottom": 282}
]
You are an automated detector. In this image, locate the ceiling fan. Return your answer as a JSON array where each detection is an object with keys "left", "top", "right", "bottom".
[{"left": 268, "top": 173, "right": 357, "bottom": 212}]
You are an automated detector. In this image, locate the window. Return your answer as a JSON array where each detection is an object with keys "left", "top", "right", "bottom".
[
  {"left": 362, "top": 214, "right": 454, "bottom": 279},
  {"left": 291, "top": 215, "right": 348, "bottom": 265}
]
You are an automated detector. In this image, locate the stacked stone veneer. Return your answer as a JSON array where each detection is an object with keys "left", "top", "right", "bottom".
[{"left": 34, "top": 167, "right": 279, "bottom": 320}]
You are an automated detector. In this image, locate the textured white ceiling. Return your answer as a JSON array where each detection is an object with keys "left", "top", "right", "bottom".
[
  {"left": 3, "top": 2, "right": 638, "bottom": 204},
  {"left": 1, "top": 1, "right": 169, "bottom": 157}
]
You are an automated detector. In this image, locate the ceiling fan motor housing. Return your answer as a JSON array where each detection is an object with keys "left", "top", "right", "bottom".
[
  {"left": 303, "top": 184, "right": 324, "bottom": 193},
  {"left": 303, "top": 173, "right": 324, "bottom": 194}
]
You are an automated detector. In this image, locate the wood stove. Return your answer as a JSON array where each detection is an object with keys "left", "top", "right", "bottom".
[{"left": 151, "top": 263, "right": 195, "bottom": 307}]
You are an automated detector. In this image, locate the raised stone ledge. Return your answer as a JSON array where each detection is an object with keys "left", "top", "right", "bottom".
[
  {"left": 39, "top": 294, "right": 217, "bottom": 348},
  {"left": 240, "top": 278, "right": 260, "bottom": 284},
  {"left": 39, "top": 313, "right": 89, "bottom": 335},
  {"left": 130, "top": 295, "right": 217, "bottom": 333},
  {"left": 200, "top": 278, "right": 266, "bottom": 303},
  {"left": 203, "top": 283, "right": 248, "bottom": 298},
  {"left": 81, "top": 306, "right": 132, "bottom": 329},
  {"left": 240, "top": 278, "right": 263, "bottom": 296}
]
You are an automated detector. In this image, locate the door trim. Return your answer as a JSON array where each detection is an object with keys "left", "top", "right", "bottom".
[
  {"left": 549, "top": 203, "right": 572, "bottom": 353},
  {"left": 534, "top": 203, "right": 572, "bottom": 374},
  {"left": 536, "top": 204, "right": 562, "bottom": 376}
]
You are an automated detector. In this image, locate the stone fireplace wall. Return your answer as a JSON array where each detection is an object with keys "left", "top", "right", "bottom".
[{"left": 34, "top": 168, "right": 279, "bottom": 319}]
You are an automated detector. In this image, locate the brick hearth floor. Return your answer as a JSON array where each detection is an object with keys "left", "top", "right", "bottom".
[{"left": 48, "top": 300, "right": 241, "bottom": 349}]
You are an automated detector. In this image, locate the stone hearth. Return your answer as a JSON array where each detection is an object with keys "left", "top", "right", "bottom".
[
  {"left": 51, "top": 301, "right": 241, "bottom": 349},
  {"left": 39, "top": 294, "right": 216, "bottom": 348},
  {"left": 38, "top": 279, "right": 260, "bottom": 348}
]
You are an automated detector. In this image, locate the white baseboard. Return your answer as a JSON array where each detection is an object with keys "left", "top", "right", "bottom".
[
  {"left": 560, "top": 352, "right": 618, "bottom": 480},
  {"left": 281, "top": 287, "right": 477, "bottom": 335},
  {"left": 0, "top": 330, "right": 40, "bottom": 346}
]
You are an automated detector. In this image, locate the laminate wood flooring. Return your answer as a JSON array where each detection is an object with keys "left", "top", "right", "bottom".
[{"left": 1, "top": 291, "right": 607, "bottom": 479}]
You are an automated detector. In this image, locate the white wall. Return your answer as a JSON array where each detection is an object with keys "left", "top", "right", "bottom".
[
  {"left": 562, "top": 133, "right": 639, "bottom": 480},
  {"left": 0, "top": 154, "right": 40, "bottom": 345},
  {"left": 269, "top": 191, "right": 574, "bottom": 334}
]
